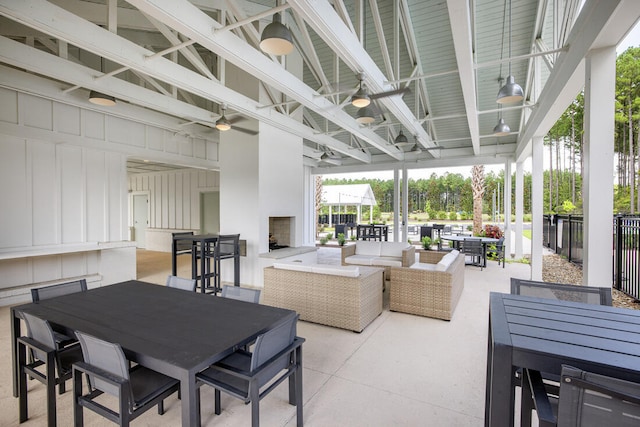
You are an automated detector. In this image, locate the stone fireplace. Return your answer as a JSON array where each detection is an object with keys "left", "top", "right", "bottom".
[{"left": 269, "top": 216, "right": 295, "bottom": 250}]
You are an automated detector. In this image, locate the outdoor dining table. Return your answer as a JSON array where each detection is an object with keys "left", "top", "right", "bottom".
[
  {"left": 171, "top": 233, "right": 240, "bottom": 292},
  {"left": 11, "top": 280, "right": 297, "bottom": 427},
  {"left": 440, "top": 235, "right": 498, "bottom": 267},
  {"left": 485, "top": 292, "right": 640, "bottom": 427}
]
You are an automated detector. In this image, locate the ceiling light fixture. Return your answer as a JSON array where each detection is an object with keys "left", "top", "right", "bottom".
[
  {"left": 351, "top": 81, "right": 371, "bottom": 108},
  {"left": 216, "top": 105, "right": 231, "bottom": 131},
  {"left": 89, "top": 90, "right": 116, "bottom": 106},
  {"left": 493, "top": 117, "right": 510, "bottom": 136},
  {"left": 355, "top": 105, "right": 376, "bottom": 124},
  {"left": 496, "top": 0, "right": 523, "bottom": 104},
  {"left": 89, "top": 56, "right": 116, "bottom": 106},
  {"left": 259, "top": 10, "right": 294, "bottom": 56}
]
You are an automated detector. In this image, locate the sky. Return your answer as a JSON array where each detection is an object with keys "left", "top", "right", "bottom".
[{"left": 328, "top": 22, "right": 640, "bottom": 182}]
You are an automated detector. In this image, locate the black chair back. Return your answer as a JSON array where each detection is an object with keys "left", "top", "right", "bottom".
[{"left": 31, "top": 279, "right": 87, "bottom": 302}]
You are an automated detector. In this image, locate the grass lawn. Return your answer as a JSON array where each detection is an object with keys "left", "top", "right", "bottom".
[{"left": 523, "top": 229, "right": 532, "bottom": 239}]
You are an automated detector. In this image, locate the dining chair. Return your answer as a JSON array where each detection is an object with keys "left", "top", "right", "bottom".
[
  {"left": 521, "top": 365, "right": 640, "bottom": 427},
  {"left": 72, "top": 331, "right": 180, "bottom": 427},
  {"left": 166, "top": 275, "right": 197, "bottom": 292},
  {"left": 17, "top": 312, "right": 84, "bottom": 427},
  {"left": 221, "top": 285, "right": 261, "bottom": 303},
  {"left": 461, "top": 238, "right": 484, "bottom": 270},
  {"left": 510, "top": 278, "right": 612, "bottom": 306},
  {"left": 196, "top": 313, "right": 305, "bottom": 427},
  {"left": 494, "top": 237, "right": 506, "bottom": 267},
  {"left": 31, "top": 280, "right": 88, "bottom": 351}
]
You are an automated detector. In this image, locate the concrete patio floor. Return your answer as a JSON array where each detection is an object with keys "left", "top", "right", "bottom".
[{"left": 0, "top": 247, "right": 531, "bottom": 426}]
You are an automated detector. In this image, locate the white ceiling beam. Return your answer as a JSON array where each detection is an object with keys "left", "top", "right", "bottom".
[
  {"left": 369, "top": 0, "right": 395, "bottom": 81},
  {"left": 0, "top": 0, "right": 369, "bottom": 163},
  {"left": 516, "top": 0, "right": 640, "bottom": 161},
  {"left": 287, "top": 0, "right": 436, "bottom": 154},
  {"left": 447, "top": 0, "right": 480, "bottom": 155},
  {"left": 125, "top": 0, "right": 401, "bottom": 159}
]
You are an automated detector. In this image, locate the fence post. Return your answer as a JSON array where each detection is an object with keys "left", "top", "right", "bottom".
[
  {"left": 567, "top": 214, "right": 573, "bottom": 263},
  {"left": 615, "top": 215, "right": 623, "bottom": 291}
]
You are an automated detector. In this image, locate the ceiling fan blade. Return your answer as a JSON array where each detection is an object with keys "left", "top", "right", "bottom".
[
  {"left": 233, "top": 126, "right": 258, "bottom": 136},
  {"left": 369, "top": 86, "right": 411, "bottom": 100},
  {"left": 228, "top": 115, "right": 247, "bottom": 125}
]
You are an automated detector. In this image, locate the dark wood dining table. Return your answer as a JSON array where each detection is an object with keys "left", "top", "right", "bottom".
[
  {"left": 485, "top": 292, "right": 640, "bottom": 427},
  {"left": 11, "top": 281, "right": 297, "bottom": 426}
]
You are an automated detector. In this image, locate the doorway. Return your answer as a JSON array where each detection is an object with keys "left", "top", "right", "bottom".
[
  {"left": 201, "top": 191, "right": 220, "bottom": 234},
  {"left": 132, "top": 194, "right": 148, "bottom": 248}
]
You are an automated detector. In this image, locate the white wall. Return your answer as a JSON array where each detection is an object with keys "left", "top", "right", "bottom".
[
  {"left": 128, "top": 168, "right": 220, "bottom": 251},
  {"left": 0, "top": 82, "right": 218, "bottom": 305}
]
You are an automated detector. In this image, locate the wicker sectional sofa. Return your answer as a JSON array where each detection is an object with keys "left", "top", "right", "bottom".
[
  {"left": 389, "top": 250, "right": 465, "bottom": 321},
  {"left": 341, "top": 241, "right": 415, "bottom": 279},
  {"left": 263, "top": 262, "right": 384, "bottom": 332}
]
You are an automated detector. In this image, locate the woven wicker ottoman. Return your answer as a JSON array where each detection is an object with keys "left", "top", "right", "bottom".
[
  {"left": 389, "top": 251, "right": 465, "bottom": 320},
  {"left": 263, "top": 265, "right": 384, "bottom": 332}
]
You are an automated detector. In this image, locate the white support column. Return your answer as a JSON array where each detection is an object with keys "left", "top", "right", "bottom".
[
  {"left": 402, "top": 166, "right": 409, "bottom": 243},
  {"left": 394, "top": 168, "right": 400, "bottom": 242},
  {"left": 515, "top": 161, "right": 524, "bottom": 260},
  {"left": 583, "top": 46, "right": 616, "bottom": 287},
  {"left": 503, "top": 160, "right": 512, "bottom": 259},
  {"left": 531, "top": 137, "right": 544, "bottom": 280},
  {"left": 328, "top": 205, "right": 333, "bottom": 228}
]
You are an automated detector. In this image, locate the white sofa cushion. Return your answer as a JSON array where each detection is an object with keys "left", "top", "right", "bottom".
[
  {"left": 450, "top": 249, "right": 460, "bottom": 257},
  {"left": 379, "top": 241, "right": 410, "bottom": 257},
  {"left": 436, "top": 252, "right": 457, "bottom": 271},
  {"left": 273, "top": 261, "right": 313, "bottom": 273},
  {"left": 355, "top": 241, "right": 382, "bottom": 256},
  {"left": 311, "top": 265, "right": 360, "bottom": 277},
  {"left": 371, "top": 256, "right": 403, "bottom": 267},
  {"left": 409, "top": 262, "right": 439, "bottom": 271},
  {"left": 344, "top": 255, "right": 375, "bottom": 266}
]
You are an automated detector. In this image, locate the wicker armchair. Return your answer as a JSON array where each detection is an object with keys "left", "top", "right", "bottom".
[{"left": 390, "top": 251, "right": 465, "bottom": 320}]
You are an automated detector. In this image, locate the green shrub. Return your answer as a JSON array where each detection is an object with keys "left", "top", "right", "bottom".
[
  {"left": 448, "top": 211, "right": 458, "bottom": 221},
  {"left": 437, "top": 210, "right": 447, "bottom": 220},
  {"left": 337, "top": 233, "right": 346, "bottom": 246},
  {"left": 350, "top": 234, "right": 357, "bottom": 241},
  {"left": 421, "top": 236, "right": 432, "bottom": 250},
  {"left": 326, "top": 232, "right": 333, "bottom": 240},
  {"left": 319, "top": 236, "right": 328, "bottom": 245}
]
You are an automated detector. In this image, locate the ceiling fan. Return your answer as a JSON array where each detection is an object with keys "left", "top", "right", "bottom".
[
  {"left": 215, "top": 104, "right": 258, "bottom": 135},
  {"left": 351, "top": 73, "right": 410, "bottom": 108}
]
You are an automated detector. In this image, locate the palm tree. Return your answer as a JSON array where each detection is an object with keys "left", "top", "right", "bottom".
[{"left": 472, "top": 165, "right": 485, "bottom": 235}]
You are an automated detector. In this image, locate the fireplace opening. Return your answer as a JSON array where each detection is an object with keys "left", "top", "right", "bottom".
[{"left": 269, "top": 216, "right": 294, "bottom": 251}]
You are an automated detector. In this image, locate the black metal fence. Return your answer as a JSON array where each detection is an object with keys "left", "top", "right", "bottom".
[
  {"left": 318, "top": 214, "right": 356, "bottom": 225},
  {"left": 543, "top": 214, "right": 640, "bottom": 300}
]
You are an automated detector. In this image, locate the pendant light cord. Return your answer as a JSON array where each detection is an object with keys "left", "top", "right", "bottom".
[{"left": 508, "top": 0, "right": 512, "bottom": 76}]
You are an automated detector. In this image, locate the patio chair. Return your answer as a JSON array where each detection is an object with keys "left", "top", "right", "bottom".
[
  {"left": 165, "top": 275, "right": 197, "bottom": 292},
  {"left": 521, "top": 365, "right": 640, "bottom": 427},
  {"left": 461, "top": 238, "right": 483, "bottom": 270},
  {"left": 196, "top": 313, "right": 304, "bottom": 427},
  {"left": 494, "top": 237, "right": 505, "bottom": 267},
  {"left": 221, "top": 285, "right": 261, "bottom": 303},
  {"left": 207, "top": 234, "right": 240, "bottom": 294},
  {"left": 172, "top": 231, "right": 195, "bottom": 257},
  {"left": 29, "top": 280, "right": 87, "bottom": 376},
  {"left": 72, "top": 331, "right": 179, "bottom": 426},
  {"left": 510, "top": 278, "right": 612, "bottom": 306},
  {"left": 17, "top": 312, "right": 84, "bottom": 426}
]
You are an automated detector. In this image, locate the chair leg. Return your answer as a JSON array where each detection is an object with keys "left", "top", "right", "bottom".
[
  {"left": 46, "top": 353, "right": 57, "bottom": 427},
  {"left": 520, "top": 368, "right": 533, "bottom": 427},
  {"left": 249, "top": 384, "right": 260, "bottom": 427},
  {"left": 157, "top": 400, "right": 164, "bottom": 415},
  {"left": 18, "top": 344, "right": 28, "bottom": 423},
  {"left": 214, "top": 389, "right": 221, "bottom": 415},
  {"left": 73, "top": 369, "right": 84, "bottom": 427}
]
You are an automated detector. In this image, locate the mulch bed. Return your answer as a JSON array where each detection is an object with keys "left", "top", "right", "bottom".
[{"left": 543, "top": 254, "right": 640, "bottom": 310}]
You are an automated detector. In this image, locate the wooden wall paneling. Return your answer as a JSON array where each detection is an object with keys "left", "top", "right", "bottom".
[
  {"left": 175, "top": 172, "right": 183, "bottom": 228},
  {"left": 60, "top": 145, "right": 84, "bottom": 243},
  {"left": 0, "top": 136, "right": 30, "bottom": 248},
  {"left": 83, "top": 109, "right": 105, "bottom": 140},
  {"left": 0, "top": 87, "right": 19, "bottom": 123},
  {"left": 54, "top": 103, "right": 81, "bottom": 136},
  {"left": 0, "top": 259, "right": 31, "bottom": 289},
  {"left": 168, "top": 172, "right": 176, "bottom": 229},
  {"left": 30, "top": 139, "right": 57, "bottom": 245},
  {"left": 61, "top": 252, "right": 88, "bottom": 278},
  {"left": 161, "top": 174, "right": 169, "bottom": 228},
  {"left": 85, "top": 150, "right": 106, "bottom": 242},
  {"left": 190, "top": 171, "right": 199, "bottom": 230},
  {"left": 21, "top": 93, "right": 52, "bottom": 131},
  {"left": 32, "top": 255, "right": 62, "bottom": 283},
  {"left": 183, "top": 171, "right": 192, "bottom": 229}
]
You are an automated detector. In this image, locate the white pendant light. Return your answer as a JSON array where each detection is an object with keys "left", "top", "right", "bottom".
[
  {"left": 496, "top": 0, "right": 523, "bottom": 104},
  {"left": 351, "top": 82, "right": 371, "bottom": 108},
  {"left": 259, "top": 13, "right": 294, "bottom": 56},
  {"left": 493, "top": 118, "right": 511, "bottom": 136},
  {"left": 89, "top": 90, "right": 116, "bottom": 106},
  {"left": 216, "top": 105, "right": 232, "bottom": 131},
  {"left": 356, "top": 105, "right": 376, "bottom": 124}
]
